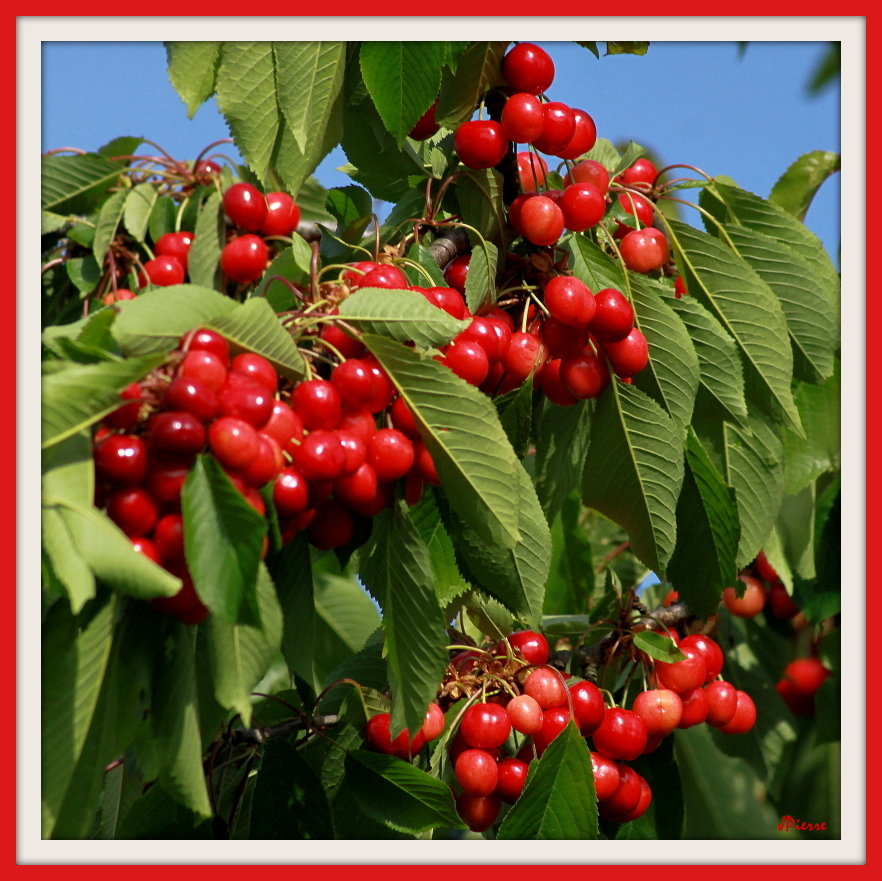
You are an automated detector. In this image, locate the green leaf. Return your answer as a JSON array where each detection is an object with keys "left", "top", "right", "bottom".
[
  {"left": 344, "top": 749, "right": 464, "bottom": 833},
  {"left": 116, "top": 781, "right": 213, "bottom": 839},
  {"left": 165, "top": 41, "right": 221, "bottom": 118},
  {"left": 456, "top": 168, "right": 509, "bottom": 263},
  {"left": 406, "top": 242, "right": 448, "bottom": 288},
  {"left": 42, "top": 209, "right": 69, "bottom": 235},
  {"left": 206, "top": 296, "right": 306, "bottom": 382},
  {"left": 436, "top": 41, "right": 509, "bottom": 129},
  {"left": 149, "top": 620, "right": 212, "bottom": 819},
  {"left": 724, "top": 223, "right": 835, "bottom": 384},
  {"left": 148, "top": 195, "right": 178, "bottom": 244},
  {"left": 582, "top": 381, "right": 684, "bottom": 575},
  {"left": 534, "top": 399, "right": 593, "bottom": 524},
  {"left": 326, "top": 184, "right": 373, "bottom": 230},
  {"left": 494, "top": 379, "right": 533, "bottom": 460},
  {"left": 668, "top": 289, "right": 748, "bottom": 426},
  {"left": 41, "top": 153, "right": 123, "bottom": 215},
  {"left": 575, "top": 41, "right": 600, "bottom": 58},
  {"left": 198, "top": 562, "right": 283, "bottom": 726},
  {"left": 359, "top": 42, "right": 445, "bottom": 143},
  {"left": 112, "top": 285, "right": 238, "bottom": 355},
  {"left": 632, "top": 631, "right": 686, "bottom": 663},
  {"left": 338, "top": 287, "right": 470, "bottom": 347},
  {"left": 807, "top": 42, "right": 840, "bottom": 95},
  {"left": 629, "top": 735, "right": 685, "bottom": 839},
  {"left": 769, "top": 150, "right": 840, "bottom": 221},
  {"left": 92, "top": 189, "right": 127, "bottom": 268},
  {"left": 700, "top": 181, "right": 840, "bottom": 349},
  {"left": 66, "top": 255, "right": 101, "bottom": 294},
  {"left": 257, "top": 237, "right": 313, "bottom": 310},
  {"left": 41, "top": 353, "right": 167, "bottom": 449},
  {"left": 605, "top": 41, "right": 650, "bottom": 56},
  {"left": 630, "top": 276, "right": 700, "bottom": 433},
  {"left": 782, "top": 364, "right": 840, "bottom": 495},
  {"left": 341, "top": 97, "right": 427, "bottom": 202},
  {"left": 359, "top": 502, "right": 449, "bottom": 739},
  {"left": 182, "top": 455, "right": 266, "bottom": 626},
  {"left": 123, "top": 182, "right": 158, "bottom": 245},
  {"left": 666, "top": 430, "right": 740, "bottom": 616},
  {"left": 545, "top": 493, "right": 594, "bottom": 617},
  {"left": 274, "top": 42, "right": 346, "bottom": 154},
  {"left": 497, "top": 723, "right": 599, "bottom": 839},
  {"left": 667, "top": 218, "right": 803, "bottom": 436},
  {"left": 776, "top": 483, "right": 816, "bottom": 581},
  {"left": 462, "top": 238, "right": 499, "bottom": 314},
  {"left": 583, "top": 137, "right": 621, "bottom": 173},
  {"left": 187, "top": 190, "right": 225, "bottom": 290},
  {"left": 437, "top": 463, "right": 549, "bottom": 630},
  {"left": 41, "top": 595, "right": 116, "bottom": 838},
  {"left": 408, "top": 492, "right": 470, "bottom": 606},
  {"left": 362, "top": 334, "right": 522, "bottom": 549}
]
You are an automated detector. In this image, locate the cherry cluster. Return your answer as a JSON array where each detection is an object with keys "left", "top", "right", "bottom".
[{"left": 361, "top": 627, "right": 756, "bottom": 833}]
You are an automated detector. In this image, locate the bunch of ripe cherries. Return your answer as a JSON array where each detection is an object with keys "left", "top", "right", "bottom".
[{"left": 364, "top": 628, "right": 756, "bottom": 833}]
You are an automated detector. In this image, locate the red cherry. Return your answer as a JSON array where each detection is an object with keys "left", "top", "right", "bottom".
[
  {"left": 679, "top": 634, "right": 725, "bottom": 683},
  {"left": 291, "top": 429, "right": 346, "bottom": 482},
  {"left": 591, "top": 707, "right": 648, "bottom": 761},
  {"left": 564, "top": 159, "right": 610, "bottom": 195},
  {"left": 540, "top": 359, "right": 580, "bottom": 406},
  {"left": 150, "top": 568, "right": 208, "bottom": 625},
  {"left": 412, "top": 440, "right": 440, "bottom": 486},
  {"left": 602, "top": 327, "right": 649, "bottom": 378},
  {"left": 674, "top": 276, "right": 687, "bottom": 298},
  {"left": 389, "top": 396, "right": 420, "bottom": 440},
  {"left": 544, "top": 276, "right": 595, "bottom": 327},
  {"left": 139, "top": 255, "right": 184, "bottom": 288},
  {"left": 337, "top": 408, "right": 377, "bottom": 445},
  {"left": 723, "top": 574, "right": 767, "bottom": 618},
  {"left": 163, "top": 376, "right": 220, "bottom": 423},
  {"left": 155, "top": 231, "right": 195, "bottom": 273},
  {"left": 102, "top": 382, "right": 143, "bottom": 430},
  {"left": 367, "top": 429, "right": 414, "bottom": 482},
  {"left": 262, "top": 401, "right": 304, "bottom": 449},
  {"left": 145, "top": 411, "right": 207, "bottom": 456},
  {"left": 532, "top": 706, "right": 572, "bottom": 755},
  {"left": 559, "top": 182, "right": 606, "bottom": 232},
  {"left": 459, "top": 702, "right": 512, "bottom": 750},
  {"left": 502, "top": 43, "right": 555, "bottom": 95},
  {"left": 619, "top": 227, "right": 670, "bottom": 274},
  {"left": 523, "top": 667, "right": 567, "bottom": 710},
  {"left": 208, "top": 416, "right": 260, "bottom": 470},
  {"left": 519, "top": 195, "right": 564, "bottom": 246},
  {"left": 589, "top": 288, "right": 635, "bottom": 343},
  {"left": 556, "top": 108, "right": 597, "bottom": 160},
  {"left": 438, "top": 339, "right": 489, "bottom": 386},
  {"left": 194, "top": 158, "right": 222, "bottom": 180},
  {"left": 456, "top": 792, "right": 501, "bottom": 833},
  {"left": 292, "top": 379, "right": 342, "bottom": 431},
  {"left": 336, "top": 430, "right": 367, "bottom": 476},
  {"left": 495, "top": 757, "right": 529, "bottom": 804},
  {"left": 442, "top": 255, "right": 470, "bottom": 294},
  {"left": 358, "top": 264, "right": 409, "bottom": 290},
  {"left": 183, "top": 328, "right": 230, "bottom": 364},
  {"left": 768, "top": 581, "right": 800, "bottom": 619},
  {"left": 332, "top": 359, "right": 377, "bottom": 409},
  {"left": 617, "top": 775, "right": 653, "bottom": 823},
  {"left": 704, "top": 681, "right": 739, "bottom": 728},
  {"left": 408, "top": 100, "right": 440, "bottom": 140},
  {"left": 559, "top": 348, "right": 609, "bottom": 400},
  {"left": 364, "top": 713, "right": 424, "bottom": 760},
  {"left": 131, "top": 536, "right": 162, "bottom": 565},
  {"left": 154, "top": 512, "right": 186, "bottom": 564},
  {"left": 621, "top": 158, "right": 658, "bottom": 187},
  {"left": 333, "top": 462, "right": 378, "bottom": 510},
  {"left": 421, "top": 703, "right": 445, "bottom": 741},
  {"left": 590, "top": 751, "right": 620, "bottom": 801},
  {"left": 532, "top": 102, "right": 575, "bottom": 155},
  {"left": 676, "top": 686, "right": 710, "bottom": 729},
  {"left": 569, "top": 680, "right": 606, "bottom": 735},
  {"left": 231, "top": 353, "right": 278, "bottom": 393},
  {"left": 455, "top": 749, "right": 498, "bottom": 797},
  {"left": 717, "top": 690, "right": 757, "bottom": 734},
  {"left": 501, "top": 331, "right": 547, "bottom": 382},
  {"left": 426, "top": 286, "right": 468, "bottom": 320},
  {"left": 218, "top": 379, "right": 274, "bottom": 429},
  {"left": 179, "top": 350, "right": 228, "bottom": 391},
  {"left": 146, "top": 458, "right": 192, "bottom": 507},
  {"left": 273, "top": 467, "right": 310, "bottom": 518},
  {"left": 542, "top": 316, "right": 589, "bottom": 358},
  {"left": 239, "top": 434, "right": 283, "bottom": 487},
  {"left": 598, "top": 764, "right": 643, "bottom": 819},
  {"left": 516, "top": 152, "right": 548, "bottom": 191},
  {"left": 102, "top": 288, "right": 136, "bottom": 305},
  {"left": 499, "top": 630, "right": 549, "bottom": 666},
  {"left": 105, "top": 487, "right": 159, "bottom": 537},
  {"left": 755, "top": 549, "right": 780, "bottom": 583},
  {"left": 320, "top": 322, "right": 366, "bottom": 359},
  {"left": 308, "top": 499, "right": 354, "bottom": 550},
  {"left": 656, "top": 646, "right": 707, "bottom": 694},
  {"left": 501, "top": 93, "right": 544, "bottom": 143},
  {"left": 617, "top": 191, "right": 655, "bottom": 229},
  {"left": 221, "top": 235, "right": 269, "bottom": 283},
  {"left": 223, "top": 182, "right": 267, "bottom": 231},
  {"left": 777, "top": 658, "right": 829, "bottom": 704},
  {"left": 505, "top": 694, "right": 543, "bottom": 735},
  {"left": 632, "top": 688, "right": 683, "bottom": 738},
  {"left": 454, "top": 120, "right": 508, "bottom": 170},
  {"left": 342, "top": 261, "right": 379, "bottom": 287},
  {"left": 259, "top": 192, "right": 300, "bottom": 237}
]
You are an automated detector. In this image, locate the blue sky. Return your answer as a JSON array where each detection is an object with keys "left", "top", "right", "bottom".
[{"left": 42, "top": 40, "right": 840, "bottom": 263}]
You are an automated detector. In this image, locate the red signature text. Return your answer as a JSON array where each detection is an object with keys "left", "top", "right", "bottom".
[{"left": 778, "top": 815, "right": 827, "bottom": 832}]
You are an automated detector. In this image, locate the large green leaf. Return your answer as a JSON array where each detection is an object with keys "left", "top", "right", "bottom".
[
  {"left": 436, "top": 41, "right": 509, "bottom": 129},
  {"left": 700, "top": 182, "right": 840, "bottom": 349},
  {"left": 462, "top": 238, "right": 499, "bottom": 315},
  {"left": 667, "top": 290, "right": 748, "bottom": 426},
  {"left": 112, "top": 285, "right": 238, "bottom": 355},
  {"left": 582, "top": 381, "right": 684, "bottom": 575},
  {"left": 359, "top": 502, "right": 449, "bottom": 739},
  {"left": 408, "top": 492, "right": 470, "bottom": 606},
  {"left": 205, "top": 296, "right": 306, "bottom": 382},
  {"left": 187, "top": 190, "right": 225, "bottom": 291},
  {"left": 534, "top": 399, "right": 593, "bottom": 524},
  {"left": 497, "top": 722, "right": 598, "bottom": 839},
  {"left": 359, "top": 42, "right": 445, "bottom": 143},
  {"left": 215, "top": 42, "right": 280, "bottom": 183},
  {"left": 667, "top": 218, "right": 803, "bottom": 436},
  {"left": 41, "top": 353, "right": 166, "bottom": 450},
  {"left": 437, "top": 464, "right": 549, "bottom": 630},
  {"left": 123, "top": 182, "right": 158, "bottom": 245},
  {"left": 41, "top": 153, "right": 124, "bottom": 215},
  {"left": 181, "top": 454, "right": 266, "bottom": 626},
  {"left": 165, "top": 41, "right": 222, "bottom": 118},
  {"left": 666, "top": 429, "right": 740, "bottom": 616},
  {"left": 198, "top": 563, "right": 283, "bottom": 726},
  {"left": 362, "top": 334, "right": 521, "bottom": 549},
  {"left": 344, "top": 750, "right": 463, "bottom": 833},
  {"left": 630, "top": 276, "right": 700, "bottom": 433},
  {"left": 275, "top": 42, "right": 346, "bottom": 154},
  {"left": 724, "top": 223, "right": 835, "bottom": 384},
  {"left": 456, "top": 168, "right": 509, "bottom": 265},
  {"left": 769, "top": 150, "right": 841, "bottom": 222},
  {"left": 337, "top": 287, "right": 470, "bottom": 347},
  {"left": 545, "top": 493, "right": 594, "bottom": 617},
  {"left": 41, "top": 594, "right": 116, "bottom": 838},
  {"left": 92, "top": 189, "right": 127, "bottom": 268}
]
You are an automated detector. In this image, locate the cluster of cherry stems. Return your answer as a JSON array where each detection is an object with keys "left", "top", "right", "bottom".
[{"left": 365, "top": 629, "right": 756, "bottom": 832}]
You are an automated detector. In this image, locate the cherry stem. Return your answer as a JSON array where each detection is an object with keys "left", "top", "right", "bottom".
[
  {"left": 657, "top": 195, "right": 739, "bottom": 252},
  {"left": 262, "top": 274, "right": 310, "bottom": 305},
  {"left": 194, "top": 138, "right": 235, "bottom": 165}
]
